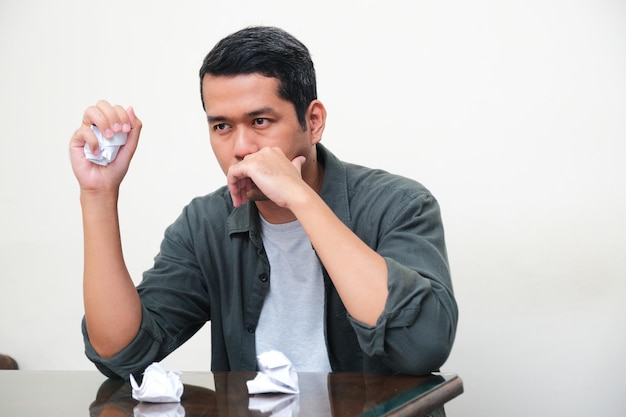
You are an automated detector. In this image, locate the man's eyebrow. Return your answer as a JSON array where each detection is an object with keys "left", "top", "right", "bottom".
[
  {"left": 246, "top": 106, "right": 277, "bottom": 118},
  {"left": 206, "top": 107, "right": 278, "bottom": 123},
  {"left": 206, "top": 114, "right": 227, "bottom": 123},
  {"left": 206, "top": 106, "right": 276, "bottom": 123}
]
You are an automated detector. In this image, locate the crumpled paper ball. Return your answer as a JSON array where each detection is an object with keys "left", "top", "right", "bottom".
[
  {"left": 130, "top": 362, "right": 183, "bottom": 403},
  {"left": 84, "top": 125, "right": 127, "bottom": 166},
  {"left": 246, "top": 350, "right": 299, "bottom": 395}
]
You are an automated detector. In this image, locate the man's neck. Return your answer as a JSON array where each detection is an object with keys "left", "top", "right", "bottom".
[{"left": 255, "top": 201, "right": 298, "bottom": 224}]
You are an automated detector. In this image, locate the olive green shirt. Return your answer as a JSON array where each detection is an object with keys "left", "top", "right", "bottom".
[{"left": 83, "top": 144, "right": 458, "bottom": 379}]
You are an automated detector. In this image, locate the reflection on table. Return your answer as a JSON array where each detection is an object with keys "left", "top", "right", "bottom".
[
  {"left": 90, "top": 371, "right": 462, "bottom": 417},
  {"left": 0, "top": 370, "right": 462, "bottom": 417}
]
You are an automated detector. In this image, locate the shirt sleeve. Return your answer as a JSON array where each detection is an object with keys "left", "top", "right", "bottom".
[
  {"left": 348, "top": 192, "right": 458, "bottom": 375},
  {"left": 82, "top": 305, "right": 166, "bottom": 380}
]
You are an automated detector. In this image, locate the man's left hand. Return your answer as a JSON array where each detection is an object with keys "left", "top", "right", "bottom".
[{"left": 226, "top": 147, "right": 307, "bottom": 208}]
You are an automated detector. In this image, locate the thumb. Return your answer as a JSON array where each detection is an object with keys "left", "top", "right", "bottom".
[
  {"left": 124, "top": 105, "right": 142, "bottom": 149},
  {"left": 126, "top": 106, "right": 142, "bottom": 131}
]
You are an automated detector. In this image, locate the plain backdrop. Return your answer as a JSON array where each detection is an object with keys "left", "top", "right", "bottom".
[{"left": 1, "top": 1, "right": 625, "bottom": 416}]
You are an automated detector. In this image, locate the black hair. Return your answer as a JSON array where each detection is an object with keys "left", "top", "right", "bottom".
[{"left": 199, "top": 26, "right": 317, "bottom": 130}]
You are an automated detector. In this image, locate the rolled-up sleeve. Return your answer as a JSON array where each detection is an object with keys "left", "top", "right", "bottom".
[
  {"left": 82, "top": 305, "right": 165, "bottom": 380},
  {"left": 349, "top": 192, "right": 458, "bottom": 375}
]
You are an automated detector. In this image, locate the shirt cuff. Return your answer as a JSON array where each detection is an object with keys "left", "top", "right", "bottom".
[
  {"left": 348, "top": 257, "right": 428, "bottom": 357},
  {"left": 82, "top": 305, "right": 164, "bottom": 380}
]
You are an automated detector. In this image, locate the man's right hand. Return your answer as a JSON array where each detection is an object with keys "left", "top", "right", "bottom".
[{"left": 70, "top": 100, "right": 142, "bottom": 192}]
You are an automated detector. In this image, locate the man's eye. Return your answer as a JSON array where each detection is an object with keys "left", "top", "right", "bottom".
[
  {"left": 213, "top": 123, "right": 229, "bottom": 131},
  {"left": 253, "top": 118, "right": 268, "bottom": 126}
]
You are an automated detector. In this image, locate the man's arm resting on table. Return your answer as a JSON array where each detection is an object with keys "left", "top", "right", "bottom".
[
  {"left": 292, "top": 185, "right": 457, "bottom": 375},
  {"left": 350, "top": 256, "right": 457, "bottom": 375},
  {"left": 347, "top": 191, "right": 457, "bottom": 375}
]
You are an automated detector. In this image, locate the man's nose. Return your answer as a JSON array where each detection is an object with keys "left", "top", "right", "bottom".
[{"left": 233, "top": 127, "right": 259, "bottom": 160}]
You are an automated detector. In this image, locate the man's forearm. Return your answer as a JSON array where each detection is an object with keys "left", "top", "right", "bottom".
[
  {"left": 289, "top": 188, "right": 388, "bottom": 326},
  {"left": 81, "top": 190, "right": 141, "bottom": 358}
]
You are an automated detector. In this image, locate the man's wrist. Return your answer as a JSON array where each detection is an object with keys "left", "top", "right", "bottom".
[{"left": 80, "top": 188, "right": 120, "bottom": 210}]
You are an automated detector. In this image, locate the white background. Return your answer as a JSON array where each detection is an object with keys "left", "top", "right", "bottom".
[{"left": 1, "top": 1, "right": 625, "bottom": 415}]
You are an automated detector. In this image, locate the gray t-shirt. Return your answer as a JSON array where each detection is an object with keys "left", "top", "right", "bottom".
[{"left": 256, "top": 216, "right": 332, "bottom": 372}]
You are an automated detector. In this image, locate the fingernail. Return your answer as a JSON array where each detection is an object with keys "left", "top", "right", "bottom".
[
  {"left": 105, "top": 128, "right": 114, "bottom": 138},
  {"left": 113, "top": 123, "right": 121, "bottom": 132},
  {"left": 122, "top": 123, "right": 130, "bottom": 132}
]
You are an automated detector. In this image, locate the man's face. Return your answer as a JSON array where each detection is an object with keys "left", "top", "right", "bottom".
[{"left": 202, "top": 74, "right": 315, "bottom": 178}]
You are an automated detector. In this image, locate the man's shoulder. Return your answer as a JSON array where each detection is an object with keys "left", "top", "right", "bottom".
[
  {"left": 176, "top": 185, "right": 234, "bottom": 224},
  {"left": 343, "top": 161, "right": 432, "bottom": 199},
  {"left": 187, "top": 185, "right": 232, "bottom": 206},
  {"left": 319, "top": 144, "right": 432, "bottom": 199}
]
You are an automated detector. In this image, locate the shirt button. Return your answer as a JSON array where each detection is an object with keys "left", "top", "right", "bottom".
[
  {"left": 259, "top": 273, "right": 268, "bottom": 282},
  {"left": 247, "top": 324, "right": 256, "bottom": 333}
]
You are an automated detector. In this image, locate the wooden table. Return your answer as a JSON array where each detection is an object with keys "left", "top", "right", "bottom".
[{"left": 0, "top": 370, "right": 462, "bottom": 416}]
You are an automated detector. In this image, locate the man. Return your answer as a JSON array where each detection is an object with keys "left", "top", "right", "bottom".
[{"left": 70, "top": 26, "right": 457, "bottom": 380}]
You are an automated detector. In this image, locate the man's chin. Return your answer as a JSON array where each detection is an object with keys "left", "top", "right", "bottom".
[{"left": 246, "top": 187, "right": 269, "bottom": 202}]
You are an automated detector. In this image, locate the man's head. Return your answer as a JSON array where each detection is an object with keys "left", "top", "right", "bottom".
[{"left": 199, "top": 26, "right": 317, "bottom": 131}]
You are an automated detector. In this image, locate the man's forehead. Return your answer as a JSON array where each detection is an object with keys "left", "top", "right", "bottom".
[
  {"left": 202, "top": 74, "right": 291, "bottom": 116},
  {"left": 203, "top": 74, "right": 280, "bottom": 99}
]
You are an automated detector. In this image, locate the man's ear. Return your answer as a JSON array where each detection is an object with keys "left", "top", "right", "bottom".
[{"left": 307, "top": 100, "right": 327, "bottom": 144}]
